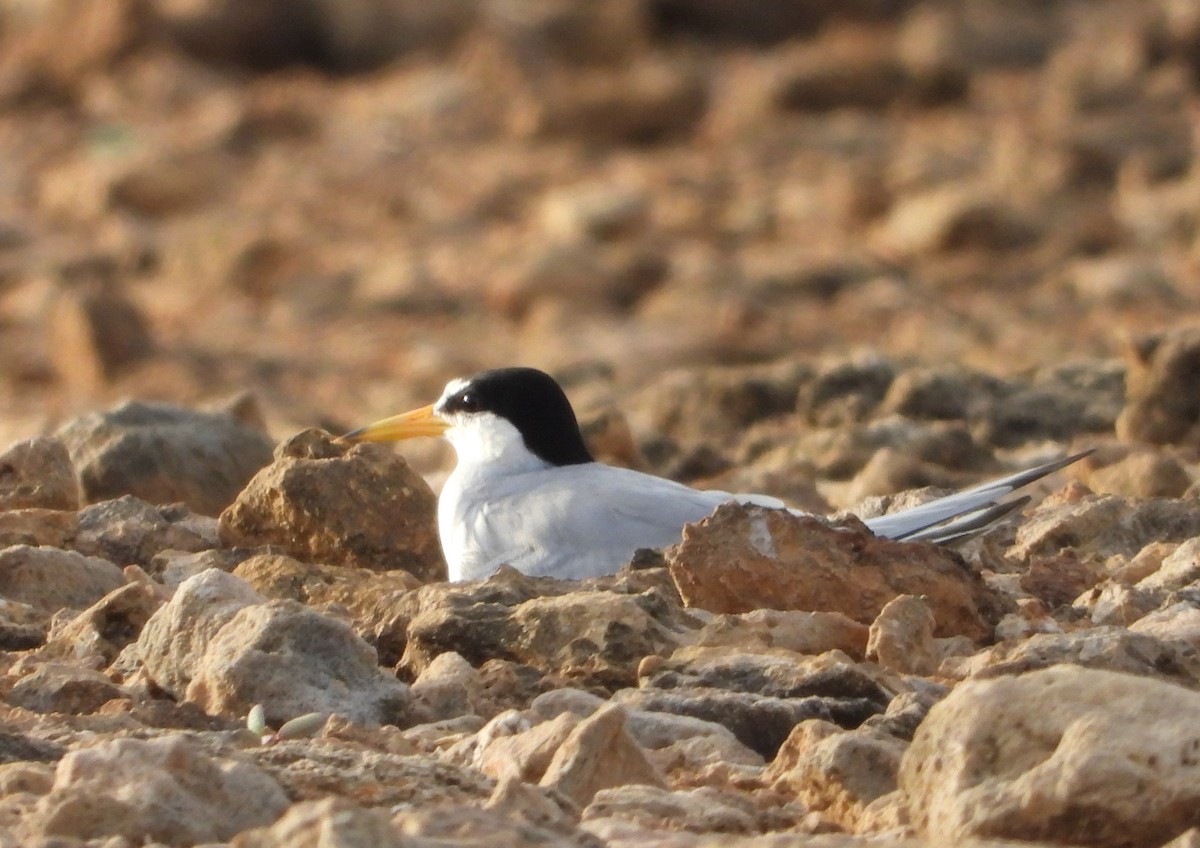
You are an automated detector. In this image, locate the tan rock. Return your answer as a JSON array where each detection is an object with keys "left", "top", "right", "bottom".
[
  {"left": 1118, "top": 327, "right": 1200, "bottom": 445},
  {"left": 73, "top": 496, "right": 219, "bottom": 566},
  {"left": 219, "top": 429, "right": 445, "bottom": 580},
  {"left": 478, "top": 711, "right": 581, "bottom": 782},
  {"left": 5, "top": 662, "right": 124, "bottom": 714},
  {"left": 668, "top": 504, "right": 1004, "bottom": 641},
  {"left": 409, "top": 650, "right": 484, "bottom": 721},
  {"left": 768, "top": 720, "right": 907, "bottom": 833},
  {"left": 540, "top": 703, "right": 666, "bottom": 806},
  {"left": 46, "top": 283, "right": 154, "bottom": 395},
  {"left": 901, "top": 665, "right": 1200, "bottom": 848},
  {"left": 28, "top": 735, "right": 288, "bottom": 845},
  {"left": 231, "top": 797, "right": 402, "bottom": 848},
  {"left": 0, "top": 545, "right": 123, "bottom": 616},
  {"left": 691, "top": 608, "right": 870, "bottom": 659},
  {"left": 583, "top": 784, "right": 758, "bottom": 835},
  {"left": 1131, "top": 603, "right": 1200, "bottom": 647},
  {"left": 866, "top": 595, "right": 936, "bottom": 676},
  {"left": 0, "top": 509, "right": 77, "bottom": 549},
  {"left": 185, "top": 599, "right": 414, "bottom": 727},
  {"left": 1137, "top": 536, "right": 1200, "bottom": 593},
  {"left": 1010, "top": 495, "right": 1200, "bottom": 562},
  {"left": 40, "top": 581, "right": 165, "bottom": 665},
  {"left": 0, "top": 437, "right": 79, "bottom": 511}
]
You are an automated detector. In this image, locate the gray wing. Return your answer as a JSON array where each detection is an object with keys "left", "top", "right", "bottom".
[
  {"left": 859, "top": 450, "right": 1091, "bottom": 543},
  {"left": 467, "top": 464, "right": 731, "bottom": 579}
]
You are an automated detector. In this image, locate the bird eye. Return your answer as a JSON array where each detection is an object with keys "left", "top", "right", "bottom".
[{"left": 458, "top": 392, "right": 478, "bottom": 412}]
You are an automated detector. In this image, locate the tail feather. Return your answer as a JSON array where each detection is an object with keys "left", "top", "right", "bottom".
[{"left": 862, "top": 450, "right": 1091, "bottom": 543}]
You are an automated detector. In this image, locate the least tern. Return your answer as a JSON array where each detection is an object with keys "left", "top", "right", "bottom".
[{"left": 344, "top": 367, "right": 1087, "bottom": 582}]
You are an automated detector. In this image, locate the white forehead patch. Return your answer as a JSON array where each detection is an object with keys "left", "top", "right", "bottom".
[{"left": 438, "top": 377, "right": 471, "bottom": 406}]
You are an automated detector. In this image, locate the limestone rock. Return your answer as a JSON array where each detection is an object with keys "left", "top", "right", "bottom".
[
  {"left": 1011, "top": 495, "right": 1200, "bottom": 562},
  {"left": 691, "top": 608, "right": 869, "bottom": 659},
  {"left": 47, "top": 283, "right": 155, "bottom": 395},
  {"left": 668, "top": 504, "right": 1004, "bottom": 641},
  {"left": 250, "top": 739, "right": 493, "bottom": 807},
  {"left": 866, "top": 594, "right": 937, "bottom": 676},
  {"left": 219, "top": 429, "right": 444, "bottom": 580},
  {"left": 1118, "top": 327, "right": 1200, "bottom": 445},
  {"left": 0, "top": 437, "right": 79, "bottom": 511},
  {"left": 583, "top": 784, "right": 758, "bottom": 835},
  {"left": 231, "top": 797, "right": 403, "bottom": 848},
  {"left": 539, "top": 703, "right": 666, "bottom": 806},
  {"left": 57, "top": 399, "right": 272, "bottom": 515},
  {"left": 901, "top": 665, "right": 1200, "bottom": 847},
  {"left": 73, "top": 496, "right": 219, "bottom": 566},
  {"left": 959, "top": 626, "right": 1200, "bottom": 689},
  {"left": 27, "top": 735, "right": 288, "bottom": 845},
  {"left": 767, "top": 720, "right": 907, "bottom": 832},
  {"left": 5, "top": 662, "right": 124, "bottom": 714},
  {"left": 477, "top": 710, "right": 581, "bottom": 782},
  {"left": 0, "top": 545, "right": 123, "bottom": 616},
  {"left": 137, "top": 568, "right": 267, "bottom": 696},
  {"left": 0, "top": 509, "right": 77, "bottom": 549},
  {"left": 186, "top": 599, "right": 414, "bottom": 727},
  {"left": 400, "top": 568, "right": 692, "bottom": 688},
  {"left": 40, "top": 581, "right": 165, "bottom": 665}
]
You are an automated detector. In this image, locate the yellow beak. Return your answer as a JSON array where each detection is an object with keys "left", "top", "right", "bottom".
[{"left": 339, "top": 404, "right": 450, "bottom": 443}]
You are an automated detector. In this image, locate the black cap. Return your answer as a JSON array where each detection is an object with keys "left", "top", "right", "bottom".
[{"left": 439, "top": 367, "right": 595, "bottom": 467}]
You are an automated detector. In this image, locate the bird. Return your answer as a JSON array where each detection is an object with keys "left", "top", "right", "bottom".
[{"left": 342, "top": 366, "right": 1088, "bottom": 582}]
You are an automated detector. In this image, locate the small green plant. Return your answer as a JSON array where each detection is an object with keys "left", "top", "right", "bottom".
[{"left": 246, "top": 704, "right": 327, "bottom": 745}]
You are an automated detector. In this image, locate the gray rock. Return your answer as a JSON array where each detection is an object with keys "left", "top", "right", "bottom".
[
  {"left": 28, "top": 735, "right": 288, "bottom": 845},
  {"left": 0, "top": 437, "right": 80, "bottom": 511},
  {"left": 57, "top": 399, "right": 274, "bottom": 516},
  {"left": 0, "top": 545, "right": 124, "bottom": 616},
  {"left": 74, "top": 496, "right": 218, "bottom": 566}
]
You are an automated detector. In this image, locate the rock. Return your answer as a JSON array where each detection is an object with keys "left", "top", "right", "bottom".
[
  {"left": 539, "top": 704, "right": 666, "bottom": 806},
  {"left": 57, "top": 398, "right": 275, "bottom": 516},
  {"left": 583, "top": 784, "right": 758, "bottom": 834},
  {"left": 647, "top": 0, "right": 857, "bottom": 45},
  {"left": 539, "top": 182, "right": 650, "bottom": 242},
  {"left": 1011, "top": 495, "right": 1200, "bottom": 562},
  {"left": 137, "top": 568, "right": 266, "bottom": 695},
  {"left": 878, "top": 365, "right": 1004, "bottom": 421},
  {"left": 0, "top": 545, "right": 124, "bottom": 616},
  {"left": 0, "top": 509, "right": 76, "bottom": 549},
  {"left": 0, "top": 437, "right": 79, "bottom": 511},
  {"left": 219, "top": 429, "right": 444, "bottom": 580},
  {"left": 46, "top": 283, "right": 155, "bottom": 395},
  {"left": 1132, "top": 603, "right": 1200, "bottom": 647},
  {"left": 394, "top": 794, "right": 596, "bottom": 848},
  {"left": 1137, "top": 536, "right": 1200, "bottom": 594},
  {"left": 0, "top": 0, "right": 143, "bottom": 97},
  {"left": 520, "top": 57, "right": 709, "bottom": 145},
  {"left": 796, "top": 356, "right": 894, "bottom": 428},
  {"left": 767, "top": 720, "right": 907, "bottom": 832},
  {"left": 668, "top": 504, "right": 1004, "bottom": 641},
  {"left": 901, "top": 665, "right": 1200, "bottom": 847},
  {"left": 231, "top": 797, "right": 403, "bottom": 848},
  {"left": 1085, "top": 449, "right": 1192, "bottom": 498},
  {"left": 250, "top": 739, "right": 493, "bottom": 807},
  {"left": 0, "top": 600, "right": 48, "bottom": 651},
  {"left": 73, "top": 496, "right": 218, "bottom": 566},
  {"left": 484, "top": 0, "right": 648, "bottom": 68},
  {"left": 410, "top": 651, "right": 484, "bottom": 721},
  {"left": 1073, "top": 581, "right": 1159, "bottom": 627},
  {"left": 26, "top": 735, "right": 288, "bottom": 845},
  {"left": 185, "top": 599, "right": 414, "bottom": 726},
  {"left": 231, "top": 551, "right": 422, "bottom": 664},
  {"left": 873, "top": 184, "right": 1040, "bottom": 258},
  {"left": 1018, "top": 552, "right": 1105, "bottom": 609},
  {"left": 400, "top": 569, "right": 692, "bottom": 688},
  {"left": 1118, "top": 327, "right": 1200, "bottom": 445},
  {"left": 866, "top": 595, "right": 937, "bottom": 676},
  {"left": 40, "top": 581, "right": 165, "bottom": 665},
  {"left": 690, "top": 608, "right": 869, "bottom": 659},
  {"left": 0, "top": 733, "right": 65, "bottom": 766},
  {"left": 477, "top": 710, "right": 581, "bottom": 782},
  {"left": 160, "top": 0, "right": 475, "bottom": 72},
  {"left": 5, "top": 662, "right": 124, "bottom": 714},
  {"left": 614, "top": 686, "right": 882, "bottom": 760},
  {"left": 956, "top": 627, "right": 1200, "bottom": 688}
]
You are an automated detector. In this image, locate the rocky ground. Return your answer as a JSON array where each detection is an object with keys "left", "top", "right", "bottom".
[{"left": 1, "top": 0, "right": 1200, "bottom": 846}]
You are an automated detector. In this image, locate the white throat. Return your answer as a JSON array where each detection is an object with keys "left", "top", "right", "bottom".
[{"left": 443, "top": 411, "right": 550, "bottom": 478}]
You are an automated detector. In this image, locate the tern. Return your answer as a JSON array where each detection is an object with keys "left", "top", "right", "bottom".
[{"left": 343, "top": 367, "right": 1087, "bottom": 582}]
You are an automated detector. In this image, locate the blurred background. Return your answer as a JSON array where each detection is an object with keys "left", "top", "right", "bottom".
[{"left": 0, "top": 0, "right": 1197, "bottom": 481}]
